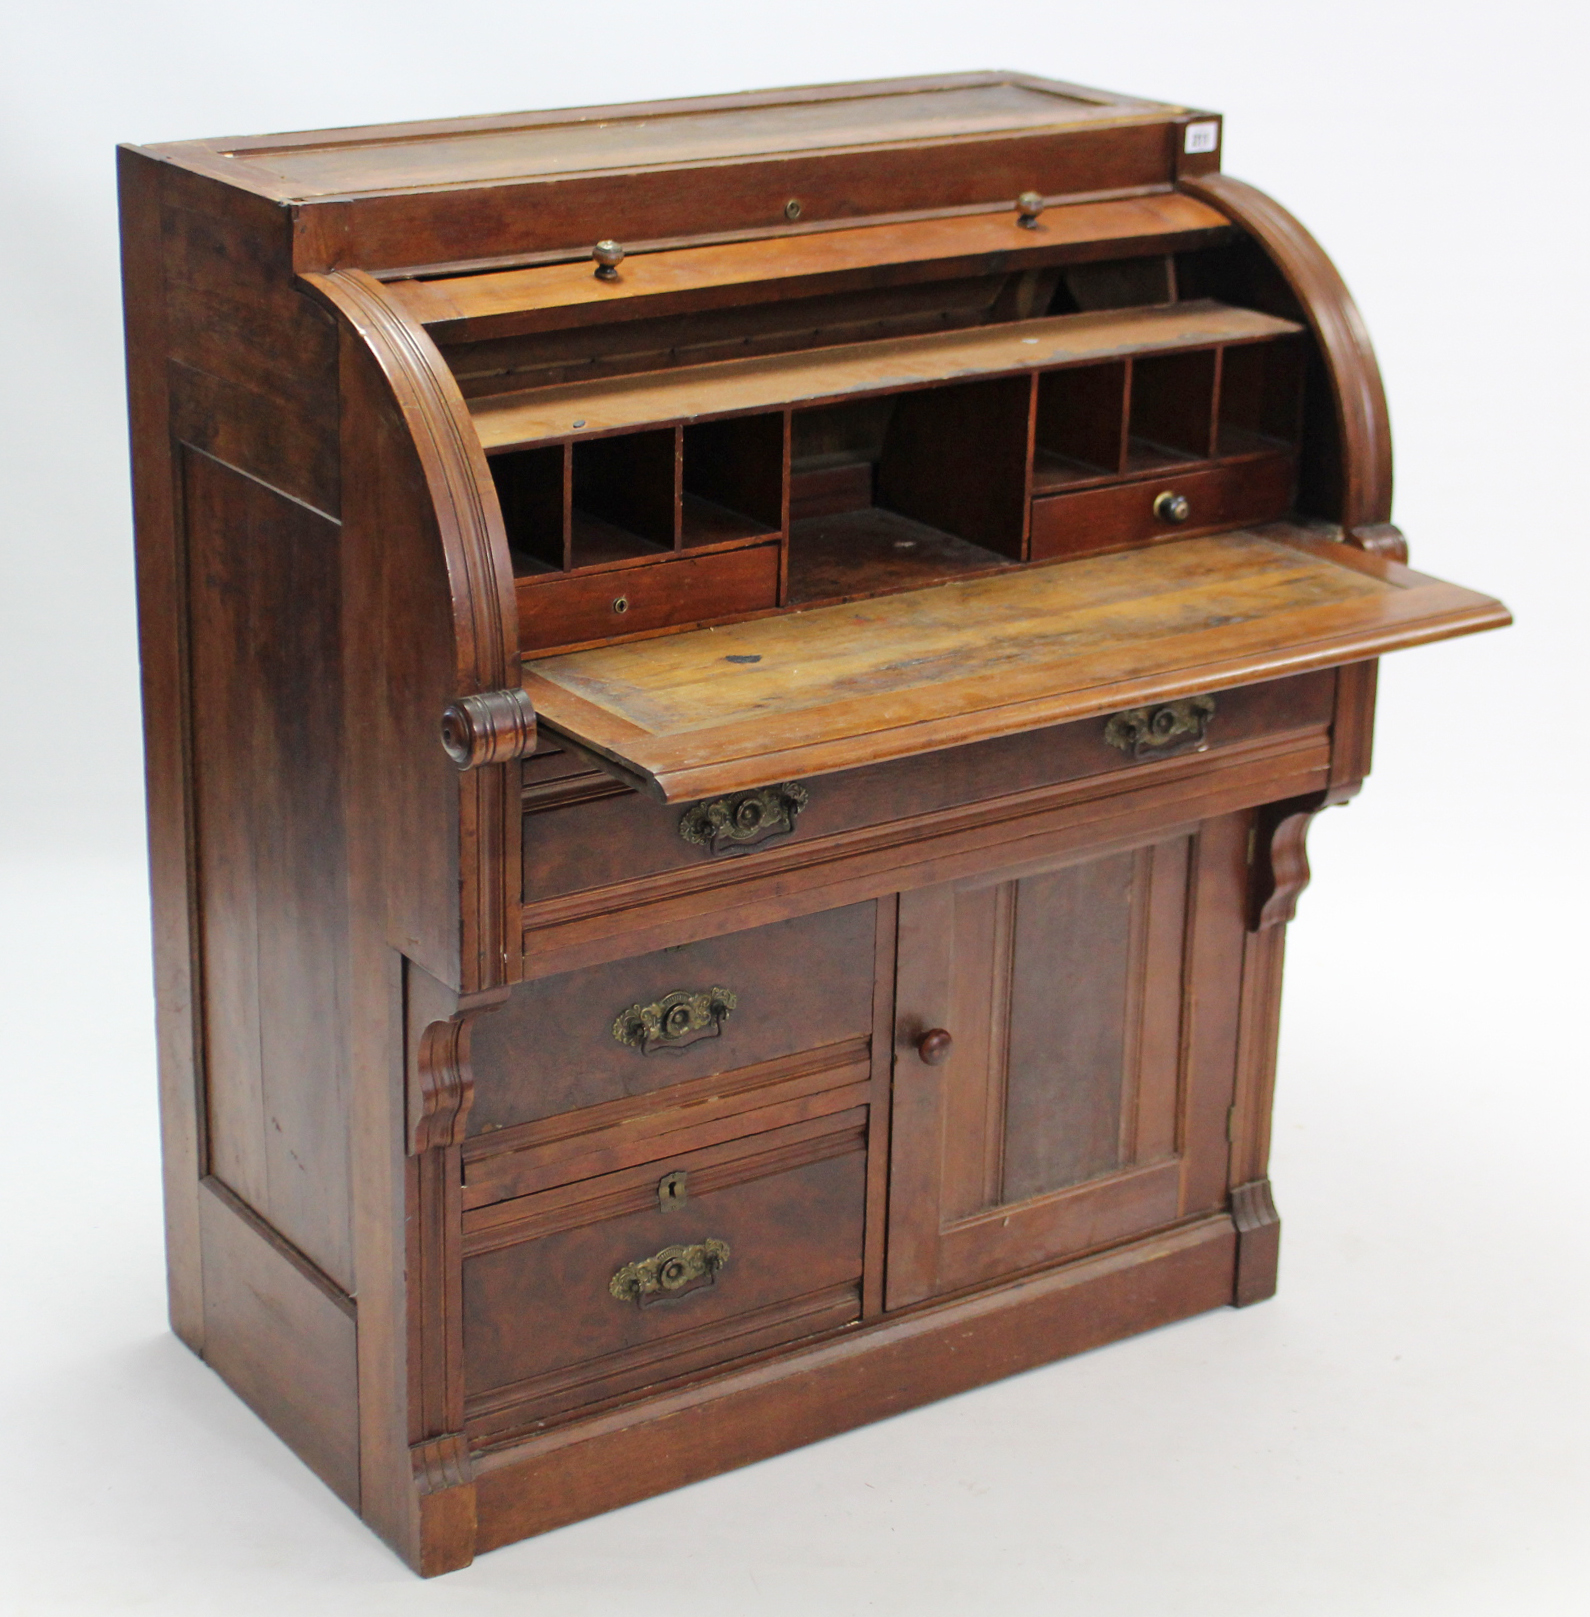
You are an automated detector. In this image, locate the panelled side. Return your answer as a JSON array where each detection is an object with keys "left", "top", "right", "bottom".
[{"left": 123, "top": 150, "right": 364, "bottom": 1518}]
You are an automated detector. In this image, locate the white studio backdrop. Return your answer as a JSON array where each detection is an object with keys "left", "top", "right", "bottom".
[{"left": 0, "top": 4, "right": 1585, "bottom": 1612}]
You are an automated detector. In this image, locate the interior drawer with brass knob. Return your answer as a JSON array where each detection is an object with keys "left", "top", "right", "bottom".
[
  {"left": 469, "top": 900, "right": 879, "bottom": 1134},
  {"left": 1029, "top": 453, "right": 1294, "bottom": 564},
  {"left": 461, "top": 1104, "right": 868, "bottom": 1442},
  {"left": 517, "top": 539, "right": 780, "bottom": 653}
]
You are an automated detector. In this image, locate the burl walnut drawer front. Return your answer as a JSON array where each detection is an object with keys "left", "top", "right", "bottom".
[
  {"left": 469, "top": 901, "right": 877, "bottom": 1133},
  {"left": 1030, "top": 455, "right": 1294, "bottom": 562},
  {"left": 517, "top": 541, "right": 780, "bottom": 653},
  {"left": 461, "top": 1109, "right": 868, "bottom": 1437},
  {"left": 522, "top": 669, "right": 1336, "bottom": 916}
]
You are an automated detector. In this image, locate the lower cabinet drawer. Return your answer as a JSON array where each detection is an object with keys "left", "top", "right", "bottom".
[
  {"left": 517, "top": 540, "right": 780, "bottom": 652},
  {"left": 1030, "top": 453, "right": 1294, "bottom": 562},
  {"left": 461, "top": 1109, "right": 868, "bottom": 1439},
  {"left": 469, "top": 900, "right": 879, "bottom": 1133}
]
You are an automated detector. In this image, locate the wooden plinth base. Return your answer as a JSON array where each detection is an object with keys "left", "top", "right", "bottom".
[{"left": 454, "top": 1212, "right": 1239, "bottom": 1568}]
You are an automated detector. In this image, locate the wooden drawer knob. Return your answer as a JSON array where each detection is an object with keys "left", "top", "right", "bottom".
[{"left": 917, "top": 1028, "right": 954, "bottom": 1065}]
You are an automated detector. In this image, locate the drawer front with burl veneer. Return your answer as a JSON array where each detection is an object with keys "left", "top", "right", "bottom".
[
  {"left": 1030, "top": 455, "right": 1295, "bottom": 563},
  {"left": 461, "top": 1099, "right": 868, "bottom": 1442},
  {"left": 469, "top": 900, "right": 879, "bottom": 1134},
  {"left": 520, "top": 668, "right": 1337, "bottom": 927}
]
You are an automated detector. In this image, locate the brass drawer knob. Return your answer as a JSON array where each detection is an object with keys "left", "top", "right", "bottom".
[
  {"left": 612, "top": 987, "right": 736, "bottom": 1055},
  {"left": 610, "top": 1238, "right": 730, "bottom": 1306},
  {"left": 679, "top": 782, "right": 809, "bottom": 854},
  {"left": 1104, "top": 695, "right": 1217, "bottom": 759},
  {"left": 1154, "top": 490, "right": 1191, "bottom": 524},
  {"left": 592, "top": 239, "right": 625, "bottom": 280},
  {"left": 1016, "top": 190, "right": 1045, "bottom": 228},
  {"left": 917, "top": 1027, "right": 954, "bottom": 1065}
]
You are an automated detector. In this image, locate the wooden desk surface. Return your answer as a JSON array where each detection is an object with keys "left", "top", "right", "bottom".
[{"left": 523, "top": 528, "right": 1510, "bottom": 801}]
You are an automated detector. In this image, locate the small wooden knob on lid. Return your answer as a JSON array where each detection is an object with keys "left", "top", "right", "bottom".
[
  {"left": 592, "top": 239, "right": 625, "bottom": 280},
  {"left": 917, "top": 1028, "right": 954, "bottom": 1065},
  {"left": 1016, "top": 191, "right": 1045, "bottom": 229}
]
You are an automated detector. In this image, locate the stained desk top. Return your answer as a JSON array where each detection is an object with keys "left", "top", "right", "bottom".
[{"left": 523, "top": 528, "right": 1510, "bottom": 802}]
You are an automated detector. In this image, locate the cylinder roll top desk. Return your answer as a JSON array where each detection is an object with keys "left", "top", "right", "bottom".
[{"left": 119, "top": 73, "right": 1508, "bottom": 1574}]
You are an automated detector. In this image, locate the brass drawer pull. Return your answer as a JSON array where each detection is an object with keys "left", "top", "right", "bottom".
[
  {"left": 1153, "top": 489, "right": 1192, "bottom": 524},
  {"left": 679, "top": 782, "right": 809, "bottom": 854},
  {"left": 610, "top": 1238, "right": 730, "bottom": 1306},
  {"left": 612, "top": 987, "right": 737, "bottom": 1055},
  {"left": 1104, "top": 695, "right": 1216, "bottom": 760}
]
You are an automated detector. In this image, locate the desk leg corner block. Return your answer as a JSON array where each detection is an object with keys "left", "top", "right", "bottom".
[
  {"left": 411, "top": 1434, "right": 478, "bottom": 1577},
  {"left": 1230, "top": 1177, "right": 1282, "bottom": 1306}
]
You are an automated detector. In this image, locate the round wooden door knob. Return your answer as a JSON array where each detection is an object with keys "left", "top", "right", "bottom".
[{"left": 917, "top": 1028, "right": 954, "bottom": 1065}]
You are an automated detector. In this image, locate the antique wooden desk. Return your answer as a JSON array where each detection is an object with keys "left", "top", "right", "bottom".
[{"left": 120, "top": 73, "right": 1509, "bottom": 1574}]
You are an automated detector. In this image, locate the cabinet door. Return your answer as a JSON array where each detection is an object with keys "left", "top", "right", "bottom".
[{"left": 885, "top": 814, "right": 1247, "bottom": 1309}]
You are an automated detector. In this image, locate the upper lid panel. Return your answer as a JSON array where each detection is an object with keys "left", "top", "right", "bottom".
[{"left": 144, "top": 74, "right": 1183, "bottom": 201}]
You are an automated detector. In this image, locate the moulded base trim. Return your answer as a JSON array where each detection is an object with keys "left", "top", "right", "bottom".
[{"left": 469, "top": 1210, "right": 1239, "bottom": 1557}]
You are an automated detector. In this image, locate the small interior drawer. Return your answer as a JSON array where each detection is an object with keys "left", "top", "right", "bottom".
[
  {"left": 1030, "top": 454, "right": 1294, "bottom": 563},
  {"left": 461, "top": 1107, "right": 867, "bottom": 1436},
  {"left": 469, "top": 901, "right": 878, "bottom": 1134},
  {"left": 517, "top": 540, "right": 779, "bottom": 652}
]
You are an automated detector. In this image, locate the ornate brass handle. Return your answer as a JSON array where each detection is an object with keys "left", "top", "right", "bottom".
[
  {"left": 917, "top": 1028, "right": 954, "bottom": 1065},
  {"left": 1103, "top": 695, "right": 1216, "bottom": 760},
  {"left": 612, "top": 987, "right": 736, "bottom": 1055},
  {"left": 679, "top": 783, "right": 809, "bottom": 854},
  {"left": 610, "top": 1238, "right": 730, "bottom": 1306}
]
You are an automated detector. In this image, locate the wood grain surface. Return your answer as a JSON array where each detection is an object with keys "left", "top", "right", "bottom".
[
  {"left": 120, "top": 68, "right": 1512, "bottom": 1575},
  {"left": 523, "top": 528, "right": 1508, "bottom": 800},
  {"left": 395, "top": 195, "right": 1233, "bottom": 342},
  {"left": 472, "top": 301, "right": 1300, "bottom": 449}
]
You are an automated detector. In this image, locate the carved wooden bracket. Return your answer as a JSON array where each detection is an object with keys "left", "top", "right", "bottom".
[
  {"left": 407, "top": 976, "right": 511, "bottom": 1156},
  {"left": 413, "top": 1431, "right": 473, "bottom": 1493},
  {"left": 1347, "top": 523, "right": 1410, "bottom": 564},
  {"left": 411, "top": 1016, "right": 476, "bottom": 1155},
  {"left": 1249, "top": 793, "right": 1327, "bottom": 931},
  {"left": 440, "top": 687, "right": 537, "bottom": 769}
]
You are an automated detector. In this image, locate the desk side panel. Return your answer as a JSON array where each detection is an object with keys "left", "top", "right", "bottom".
[
  {"left": 181, "top": 447, "right": 353, "bottom": 1291},
  {"left": 124, "top": 150, "right": 370, "bottom": 1520},
  {"left": 1178, "top": 175, "right": 1393, "bottom": 540},
  {"left": 121, "top": 145, "right": 203, "bottom": 1351}
]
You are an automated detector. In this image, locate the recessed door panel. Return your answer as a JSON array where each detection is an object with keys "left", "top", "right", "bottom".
[
  {"left": 1001, "top": 852, "right": 1141, "bottom": 1202},
  {"left": 886, "top": 816, "right": 1245, "bottom": 1309}
]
